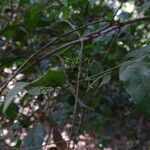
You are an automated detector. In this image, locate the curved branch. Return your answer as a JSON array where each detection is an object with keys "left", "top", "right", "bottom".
[{"left": 0, "top": 16, "right": 149, "bottom": 95}]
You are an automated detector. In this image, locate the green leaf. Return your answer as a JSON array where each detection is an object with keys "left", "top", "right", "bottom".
[
  {"left": 59, "top": 0, "right": 68, "bottom": 6},
  {"left": 120, "top": 46, "right": 150, "bottom": 115},
  {"left": 23, "top": 123, "right": 45, "bottom": 149},
  {"left": 3, "top": 82, "right": 28, "bottom": 113},
  {"left": 98, "top": 74, "right": 111, "bottom": 88},
  {"left": 30, "top": 4, "right": 42, "bottom": 19},
  {"left": 4, "top": 104, "right": 17, "bottom": 118},
  {"left": 119, "top": 56, "right": 150, "bottom": 104},
  {"left": 24, "top": 4, "right": 44, "bottom": 30},
  {"left": 29, "top": 70, "right": 66, "bottom": 87}
]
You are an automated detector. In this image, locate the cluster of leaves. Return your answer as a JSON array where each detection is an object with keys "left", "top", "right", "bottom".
[{"left": 0, "top": 0, "right": 150, "bottom": 149}]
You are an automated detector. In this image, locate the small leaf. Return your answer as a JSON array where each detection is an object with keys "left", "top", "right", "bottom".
[
  {"left": 23, "top": 123, "right": 45, "bottom": 149},
  {"left": 99, "top": 74, "right": 111, "bottom": 88},
  {"left": 28, "top": 70, "right": 66, "bottom": 87},
  {"left": 3, "top": 82, "right": 28, "bottom": 113},
  {"left": 59, "top": 0, "right": 68, "bottom": 6}
]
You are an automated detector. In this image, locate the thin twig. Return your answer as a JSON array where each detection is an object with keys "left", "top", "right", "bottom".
[
  {"left": 60, "top": 20, "right": 84, "bottom": 150},
  {"left": 56, "top": 54, "right": 94, "bottom": 149},
  {"left": 0, "top": 16, "right": 149, "bottom": 95},
  {"left": 74, "top": 107, "right": 85, "bottom": 139},
  {"left": 35, "top": 19, "right": 113, "bottom": 35}
]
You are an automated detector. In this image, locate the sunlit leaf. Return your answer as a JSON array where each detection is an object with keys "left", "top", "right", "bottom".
[{"left": 3, "top": 82, "right": 28, "bottom": 113}]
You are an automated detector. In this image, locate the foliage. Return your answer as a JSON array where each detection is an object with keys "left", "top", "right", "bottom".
[
  {"left": 3, "top": 82, "right": 28, "bottom": 113},
  {"left": 0, "top": 0, "right": 150, "bottom": 149},
  {"left": 120, "top": 46, "right": 150, "bottom": 115}
]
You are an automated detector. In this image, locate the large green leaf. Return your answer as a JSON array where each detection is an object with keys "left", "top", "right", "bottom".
[
  {"left": 23, "top": 123, "right": 45, "bottom": 149},
  {"left": 29, "top": 70, "right": 66, "bottom": 87},
  {"left": 119, "top": 56, "right": 150, "bottom": 104},
  {"left": 3, "top": 82, "right": 28, "bottom": 113}
]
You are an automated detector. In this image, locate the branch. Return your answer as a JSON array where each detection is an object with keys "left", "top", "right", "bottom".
[
  {"left": 74, "top": 107, "right": 84, "bottom": 139},
  {"left": 66, "top": 20, "right": 84, "bottom": 150},
  {"left": 0, "top": 16, "right": 149, "bottom": 95},
  {"left": 39, "top": 16, "right": 150, "bottom": 62}
]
